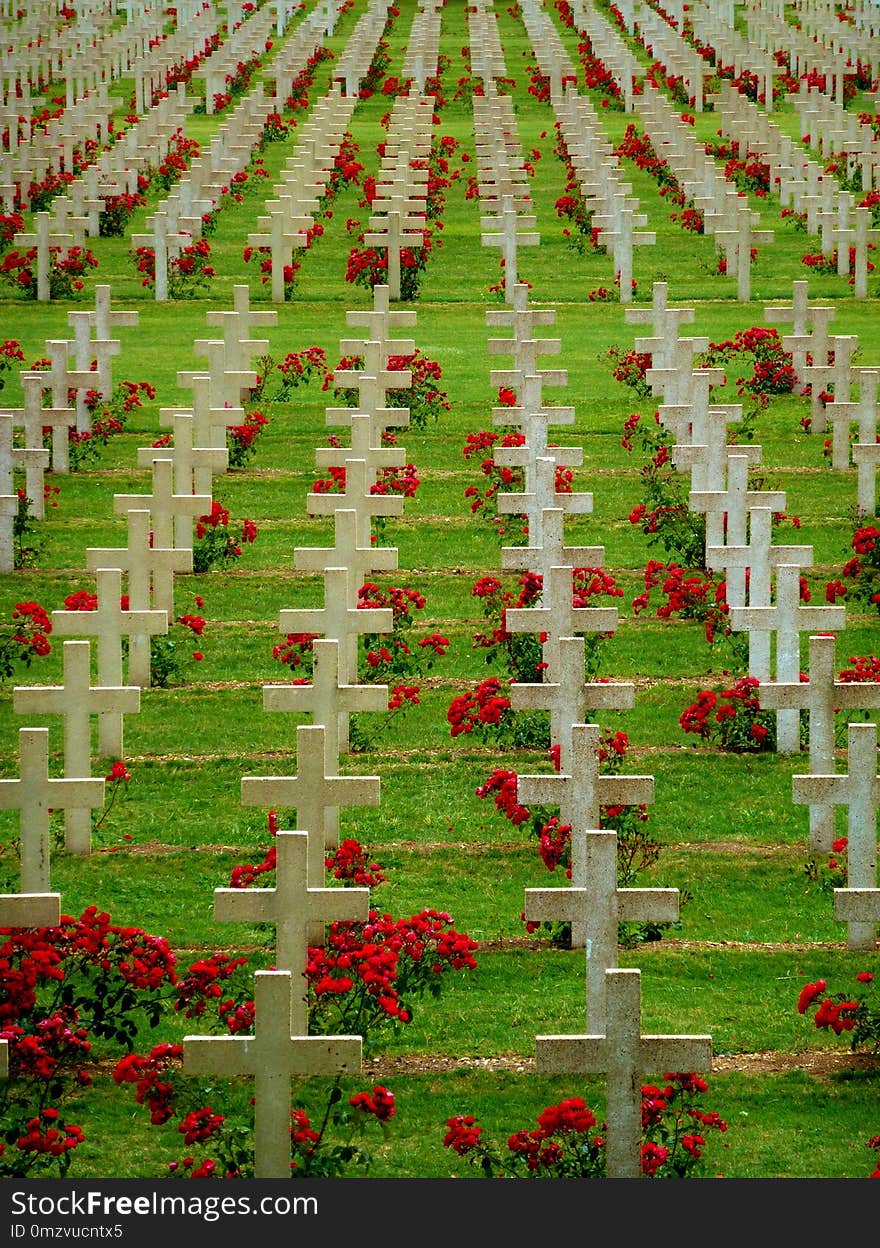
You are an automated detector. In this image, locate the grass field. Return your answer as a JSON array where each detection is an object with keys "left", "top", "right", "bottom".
[{"left": 1, "top": 0, "right": 879, "bottom": 1189}]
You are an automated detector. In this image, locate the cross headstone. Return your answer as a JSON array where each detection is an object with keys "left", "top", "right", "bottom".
[
  {"left": 504, "top": 564, "right": 620, "bottom": 680},
  {"left": 184, "top": 970, "right": 361, "bottom": 1178},
  {"left": 537, "top": 967, "right": 713, "bottom": 1178},
  {"left": 497, "top": 455, "right": 593, "bottom": 549},
  {"left": 138, "top": 415, "right": 228, "bottom": 547},
  {"left": 690, "top": 452, "right": 786, "bottom": 609},
  {"left": 525, "top": 830, "right": 678, "bottom": 1032},
  {"left": 364, "top": 205, "right": 426, "bottom": 302},
  {"left": 113, "top": 456, "right": 211, "bottom": 552},
  {"left": 728, "top": 562, "right": 846, "bottom": 753},
  {"left": 214, "top": 829, "right": 370, "bottom": 1021},
  {"left": 51, "top": 566, "right": 167, "bottom": 754},
  {"left": 277, "top": 566, "right": 393, "bottom": 689},
  {"left": 518, "top": 723, "right": 654, "bottom": 947},
  {"left": 501, "top": 506, "right": 604, "bottom": 585},
  {"left": 794, "top": 723, "right": 880, "bottom": 950},
  {"left": 13, "top": 639, "right": 140, "bottom": 853},
  {"left": 86, "top": 507, "right": 191, "bottom": 643},
  {"left": 626, "top": 280, "right": 695, "bottom": 371},
  {"left": 294, "top": 508, "right": 398, "bottom": 604},
  {"left": 708, "top": 508, "right": 814, "bottom": 747},
  {"left": 263, "top": 637, "right": 388, "bottom": 762},
  {"left": 306, "top": 457, "right": 405, "bottom": 553},
  {"left": 13, "top": 211, "right": 73, "bottom": 301},
  {"left": 0, "top": 890, "right": 61, "bottom": 929},
  {"left": 760, "top": 634, "right": 880, "bottom": 851},
  {"left": 511, "top": 638, "right": 636, "bottom": 768},
  {"left": 481, "top": 196, "right": 540, "bottom": 302},
  {"left": 0, "top": 728, "right": 104, "bottom": 892},
  {"left": 241, "top": 723, "right": 381, "bottom": 887},
  {"left": 852, "top": 205, "right": 880, "bottom": 299}
]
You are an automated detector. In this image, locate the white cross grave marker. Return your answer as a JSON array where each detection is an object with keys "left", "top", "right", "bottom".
[
  {"left": 537, "top": 967, "right": 713, "bottom": 1178},
  {"left": 184, "top": 970, "right": 361, "bottom": 1178}
]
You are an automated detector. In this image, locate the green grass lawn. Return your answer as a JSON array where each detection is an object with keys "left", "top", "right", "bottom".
[{"left": 1, "top": 0, "right": 879, "bottom": 1191}]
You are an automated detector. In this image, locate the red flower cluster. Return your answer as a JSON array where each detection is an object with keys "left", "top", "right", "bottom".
[
  {"left": 113, "top": 1042, "right": 183, "bottom": 1124},
  {"left": 326, "top": 838, "right": 386, "bottom": 888},
  {"left": 349, "top": 1085, "right": 395, "bottom": 1122},
  {"left": 227, "top": 410, "right": 268, "bottom": 469},
  {"left": 307, "top": 907, "right": 478, "bottom": 1028},
  {"left": 447, "top": 676, "right": 512, "bottom": 737},
  {"left": 2, "top": 600, "right": 52, "bottom": 678},
  {"left": 15, "top": 1109, "right": 84, "bottom": 1159},
  {"left": 679, "top": 676, "right": 775, "bottom": 751},
  {"left": 475, "top": 768, "right": 530, "bottom": 826}
]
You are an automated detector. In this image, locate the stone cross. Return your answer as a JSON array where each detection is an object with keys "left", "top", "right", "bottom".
[
  {"left": 501, "top": 506, "right": 604, "bottom": 585},
  {"left": 263, "top": 637, "right": 388, "bottom": 761},
  {"left": 246, "top": 205, "right": 311, "bottom": 303},
  {"left": 782, "top": 306, "right": 837, "bottom": 430},
  {"left": 86, "top": 507, "right": 191, "bottom": 639},
  {"left": 315, "top": 412, "right": 406, "bottom": 485},
  {"left": 40, "top": 341, "right": 93, "bottom": 466},
  {"left": 131, "top": 211, "right": 190, "bottom": 302},
  {"left": 306, "top": 457, "right": 405, "bottom": 552},
  {"left": 0, "top": 728, "right": 104, "bottom": 892},
  {"left": 729, "top": 562, "right": 846, "bottom": 753},
  {"left": 241, "top": 723, "right": 380, "bottom": 887},
  {"left": 832, "top": 190, "right": 856, "bottom": 276},
  {"left": 713, "top": 198, "right": 773, "bottom": 301},
  {"left": 0, "top": 414, "right": 14, "bottom": 573},
  {"left": 518, "top": 723, "right": 653, "bottom": 947},
  {"left": 180, "top": 343, "right": 254, "bottom": 432},
  {"left": 525, "top": 830, "right": 678, "bottom": 1033},
  {"left": 13, "top": 640, "right": 140, "bottom": 854},
  {"left": 760, "top": 634, "right": 880, "bottom": 851},
  {"left": 794, "top": 723, "right": 879, "bottom": 950},
  {"left": 204, "top": 283, "right": 278, "bottom": 372},
  {"left": 66, "top": 314, "right": 119, "bottom": 427},
  {"left": 708, "top": 507, "right": 814, "bottom": 746},
  {"left": 113, "top": 456, "right": 211, "bottom": 551},
  {"left": 0, "top": 890, "right": 61, "bottom": 929},
  {"left": 85, "top": 283, "right": 140, "bottom": 344},
  {"left": 165, "top": 372, "right": 242, "bottom": 469},
  {"left": 853, "top": 366, "right": 880, "bottom": 514},
  {"left": 13, "top": 211, "right": 73, "bottom": 301},
  {"left": 214, "top": 829, "right": 370, "bottom": 1021},
  {"left": 481, "top": 197, "right": 540, "bottom": 301},
  {"left": 277, "top": 566, "right": 393, "bottom": 688},
  {"left": 853, "top": 435, "right": 880, "bottom": 518},
  {"left": 536, "top": 967, "right": 713, "bottom": 1178},
  {"left": 626, "top": 280, "right": 696, "bottom": 371},
  {"left": 138, "top": 415, "right": 228, "bottom": 547},
  {"left": 511, "top": 638, "right": 636, "bottom": 768},
  {"left": 184, "top": 969, "right": 361, "bottom": 1178},
  {"left": 504, "top": 564, "right": 620, "bottom": 680},
  {"left": 363, "top": 205, "right": 425, "bottom": 301},
  {"left": 852, "top": 205, "right": 880, "bottom": 299},
  {"left": 497, "top": 455, "right": 593, "bottom": 550},
  {"left": 690, "top": 452, "right": 786, "bottom": 609},
  {"left": 802, "top": 335, "right": 858, "bottom": 468},
  {"left": 328, "top": 340, "right": 412, "bottom": 431},
  {"left": 294, "top": 508, "right": 398, "bottom": 607},
  {"left": 51, "top": 566, "right": 167, "bottom": 753},
  {"left": 5, "top": 375, "right": 51, "bottom": 519},
  {"left": 764, "top": 280, "right": 813, "bottom": 381},
  {"left": 486, "top": 280, "right": 557, "bottom": 347},
  {"left": 343, "top": 283, "right": 417, "bottom": 349},
  {"left": 17, "top": 371, "right": 76, "bottom": 480}
]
